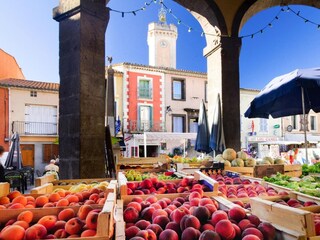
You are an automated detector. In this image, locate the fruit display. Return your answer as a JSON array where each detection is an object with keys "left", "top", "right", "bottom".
[
  {"left": 125, "top": 178, "right": 212, "bottom": 195},
  {"left": 211, "top": 175, "right": 254, "bottom": 185},
  {"left": 122, "top": 192, "right": 278, "bottom": 240},
  {"left": 0, "top": 205, "right": 103, "bottom": 239},
  {"left": 52, "top": 178, "right": 108, "bottom": 186},
  {"left": 124, "top": 170, "right": 180, "bottom": 182},
  {"left": 0, "top": 186, "right": 108, "bottom": 209},
  {"left": 263, "top": 173, "right": 320, "bottom": 197}
]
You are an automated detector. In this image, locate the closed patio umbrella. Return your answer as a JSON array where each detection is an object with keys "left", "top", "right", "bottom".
[
  {"left": 210, "top": 94, "right": 226, "bottom": 155},
  {"left": 195, "top": 100, "right": 211, "bottom": 154},
  {"left": 245, "top": 67, "right": 320, "bottom": 164},
  {"left": 5, "top": 132, "right": 23, "bottom": 169}
]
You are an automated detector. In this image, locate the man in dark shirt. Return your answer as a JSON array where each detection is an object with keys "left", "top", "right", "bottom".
[{"left": 0, "top": 146, "right": 6, "bottom": 182}]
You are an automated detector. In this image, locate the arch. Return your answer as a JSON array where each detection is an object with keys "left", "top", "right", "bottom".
[{"left": 233, "top": 0, "right": 320, "bottom": 36}]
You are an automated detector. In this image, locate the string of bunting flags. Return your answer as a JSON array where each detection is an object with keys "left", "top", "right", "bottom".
[{"left": 107, "top": 1, "right": 320, "bottom": 39}]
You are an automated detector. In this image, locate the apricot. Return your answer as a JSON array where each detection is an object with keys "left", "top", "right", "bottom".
[
  {"left": 56, "top": 190, "right": 66, "bottom": 197},
  {"left": 17, "top": 210, "right": 34, "bottom": 223},
  {"left": 7, "top": 190, "right": 22, "bottom": 201},
  {"left": 86, "top": 211, "right": 99, "bottom": 229},
  {"left": 97, "top": 198, "right": 106, "bottom": 205},
  {"left": 25, "top": 224, "right": 47, "bottom": 240},
  {"left": 43, "top": 202, "right": 55, "bottom": 208},
  {"left": 89, "top": 193, "right": 100, "bottom": 203},
  {"left": 78, "top": 205, "right": 94, "bottom": 220},
  {"left": 25, "top": 196, "right": 35, "bottom": 202},
  {"left": 0, "top": 196, "right": 10, "bottom": 205},
  {"left": 65, "top": 217, "right": 84, "bottom": 235},
  {"left": 75, "top": 193, "right": 83, "bottom": 202},
  {"left": 12, "top": 196, "right": 27, "bottom": 206},
  {"left": 0, "top": 205, "right": 6, "bottom": 209},
  {"left": 66, "top": 194, "right": 79, "bottom": 203},
  {"left": 49, "top": 193, "right": 61, "bottom": 202},
  {"left": 13, "top": 220, "right": 29, "bottom": 229},
  {"left": 9, "top": 203, "right": 25, "bottom": 209},
  {"left": 5, "top": 219, "right": 16, "bottom": 226},
  {"left": 81, "top": 229, "right": 96, "bottom": 237},
  {"left": 38, "top": 215, "right": 57, "bottom": 231},
  {"left": 56, "top": 198, "right": 69, "bottom": 207},
  {"left": 54, "top": 229, "right": 68, "bottom": 238},
  {"left": 84, "top": 200, "right": 96, "bottom": 205},
  {"left": 0, "top": 225, "right": 25, "bottom": 240},
  {"left": 57, "top": 208, "right": 75, "bottom": 222},
  {"left": 52, "top": 220, "right": 66, "bottom": 232},
  {"left": 35, "top": 196, "right": 49, "bottom": 207}
]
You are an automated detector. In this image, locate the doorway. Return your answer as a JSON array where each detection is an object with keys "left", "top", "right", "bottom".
[{"left": 20, "top": 144, "right": 35, "bottom": 167}]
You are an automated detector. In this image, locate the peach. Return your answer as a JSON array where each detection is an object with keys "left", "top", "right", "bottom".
[
  {"left": 165, "top": 222, "right": 181, "bottom": 236},
  {"left": 199, "top": 198, "right": 214, "bottom": 206},
  {"left": 171, "top": 208, "right": 190, "bottom": 224},
  {"left": 132, "top": 196, "right": 144, "bottom": 203},
  {"left": 247, "top": 214, "right": 261, "bottom": 227},
  {"left": 12, "top": 196, "right": 27, "bottom": 206},
  {"left": 84, "top": 199, "right": 96, "bottom": 205},
  {"left": 242, "top": 235, "right": 261, "bottom": 240},
  {"left": 141, "top": 207, "right": 156, "bottom": 222},
  {"left": 135, "top": 220, "right": 151, "bottom": 230},
  {"left": 133, "top": 190, "right": 144, "bottom": 195},
  {"left": 75, "top": 193, "right": 84, "bottom": 202},
  {"left": 141, "top": 179, "right": 153, "bottom": 189},
  {"left": 199, "top": 230, "right": 221, "bottom": 240},
  {"left": 136, "top": 229, "right": 157, "bottom": 240},
  {"left": 242, "top": 227, "right": 264, "bottom": 240},
  {"left": 35, "top": 196, "right": 49, "bottom": 207},
  {"left": 78, "top": 205, "right": 94, "bottom": 220},
  {"left": 43, "top": 203, "right": 55, "bottom": 208},
  {"left": 0, "top": 196, "right": 10, "bottom": 205},
  {"left": 146, "top": 224, "right": 163, "bottom": 237},
  {"left": 159, "top": 229, "right": 179, "bottom": 240},
  {"left": 257, "top": 222, "right": 276, "bottom": 240},
  {"left": 215, "top": 219, "right": 235, "bottom": 240},
  {"left": 65, "top": 217, "right": 85, "bottom": 235},
  {"left": 66, "top": 194, "right": 79, "bottom": 203},
  {"left": 58, "top": 208, "right": 76, "bottom": 221},
  {"left": 56, "top": 198, "right": 69, "bottom": 207},
  {"left": 239, "top": 219, "right": 255, "bottom": 231},
  {"left": 54, "top": 229, "right": 68, "bottom": 238},
  {"left": 38, "top": 215, "right": 57, "bottom": 231},
  {"left": 152, "top": 209, "right": 168, "bottom": 221},
  {"left": 158, "top": 199, "right": 168, "bottom": 209},
  {"left": 124, "top": 206, "right": 140, "bottom": 223},
  {"left": 0, "top": 205, "right": 6, "bottom": 209},
  {"left": 17, "top": 210, "right": 33, "bottom": 223},
  {"left": 233, "top": 223, "right": 241, "bottom": 238},
  {"left": 68, "top": 234, "right": 80, "bottom": 238},
  {"left": 150, "top": 203, "right": 162, "bottom": 210},
  {"left": 9, "top": 203, "right": 25, "bottom": 209},
  {"left": 190, "top": 198, "right": 200, "bottom": 206},
  {"left": 146, "top": 196, "right": 158, "bottom": 204},
  {"left": 204, "top": 204, "right": 217, "bottom": 216},
  {"left": 192, "top": 206, "right": 210, "bottom": 224},
  {"left": 200, "top": 223, "right": 215, "bottom": 232},
  {"left": 128, "top": 202, "right": 142, "bottom": 213},
  {"left": 5, "top": 219, "right": 16, "bottom": 226},
  {"left": 127, "top": 182, "right": 137, "bottom": 191},
  {"left": 153, "top": 215, "right": 170, "bottom": 229},
  {"left": 86, "top": 211, "right": 99, "bottom": 229},
  {"left": 156, "top": 181, "right": 166, "bottom": 189},
  {"left": 228, "top": 206, "right": 246, "bottom": 222},
  {"left": 211, "top": 210, "right": 228, "bottom": 226},
  {"left": 182, "top": 215, "right": 200, "bottom": 231},
  {"left": 181, "top": 227, "right": 201, "bottom": 240},
  {"left": 7, "top": 190, "right": 22, "bottom": 201},
  {"left": 13, "top": 220, "right": 29, "bottom": 229},
  {"left": 45, "top": 234, "right": 56, "bottom": 239},
  {"left": 0, "top": 225, "right": 25, "bottom": 240},
  {"left": 81, "top": 229, "right": 96, "bottom": 237},
  {"left": 48, "top": 193, "right": 60, "bottom": 202},
  {"left": 189, "top": 191, "right": 201, "bottom": 200},
  {"left": 125, "top": 225, "right": 141, "bottom": 239},
  {"left": 52, "top": 220, "right": 66, "bottom": 232}
]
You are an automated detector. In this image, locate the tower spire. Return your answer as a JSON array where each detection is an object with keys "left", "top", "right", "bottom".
[{"left": 158, "top": 3, "right": 167, "bottom": 23}]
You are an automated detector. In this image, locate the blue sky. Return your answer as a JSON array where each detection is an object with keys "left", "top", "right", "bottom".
[{"left": 0, "top": 1, "right": 319, "bottom": 90}]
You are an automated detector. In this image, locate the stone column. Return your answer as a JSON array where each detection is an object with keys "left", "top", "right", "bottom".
[
  {"left": 106, "top": 66, "right": 115, "bottom": 136},
  {"left": 204, "top": 36, "right": 242, "bottom": 150},
  {"left": 53, "top": 0, "right": 109, "bottom": 179}
]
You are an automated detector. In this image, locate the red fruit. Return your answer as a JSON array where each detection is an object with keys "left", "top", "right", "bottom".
[
  {"left": 146, "top": 224, "right": 163, "bottom": 237},
  {"left": 199, "top": 230, "right": 221, "bottom": 240},
  {"left": 192, "top": 206, "right": 210, "bottom": 224},
  {"left": 165, "top": 222, "right": 181, "bottom": 236},
  {"left": 124, "top": 207, "right": 139, "bottom": 223},
  {"left": 65, "top": 217, "right": 85, "bottom": 235},
  {"left": 242, "top": 227, "right": 264, "bottom": 240},
  {"left": 211, "top": 210, "right": 228, "bottom": 226},
  {"left": 128, "top": 202, "right": 142, "bottom": 213},
  {"left": 181, "top": 227, "right": 201, "bottom": 240},
  {"left": 125, "top": 226, "right": 140, "bottom": 239},
  {"left": 247, "top": 214, "right": 261, "bottom": 227},
  {"left": 239, "top": 219, "right": 255, "bottom": 231},
  {"left": 171, "top": 208, "right": 190, "bottom": 224},
  {"left": 228, "top": 206, "right": 246, "bottom": 222},
  {"left": 242, "top": 234, "right": 261, "bottom": 240},
  {"left": 153, "top": 215, "right": 170, "bottom": 230},
  {"left": 159, "top": 229, "right": 179, "bottom": 240},
  {"left": 258, "top": 222, "right": 276, "bottom": 240},
  {"left": 215, "top": 219, "right": 235, "bottom": 240}
]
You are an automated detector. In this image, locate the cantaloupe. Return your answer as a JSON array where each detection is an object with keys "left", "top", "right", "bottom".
[
  {"left": 245, "top": 158, "right": 256, "bottom": 167},
  {"left": 274, "top": 159, "right": 285, "bottom": 165},
  {"left": 231, "top": 158, "right": 244, "bottom": 167},
  {"left": 222, "top": 160, "right": 231, "bottom": 167},
  {"left": 237, "top": 151, "right": 248, "bottom": 160},
  {"left": 260, "top": 160, "right": 271, "bottom": 165},
  {"left": 263, "top": 157, "right": 274, "bottom": 165},
  {"left": 214, "top": 155, "right": 225, "bottom": 162},
  {"left": 223, "top": 148, "right": 237, "bottom": 161}
]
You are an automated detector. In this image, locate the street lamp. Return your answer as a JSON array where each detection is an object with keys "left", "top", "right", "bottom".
[{"left": 165, "top": 106, "right": 172, "bottom": 131}]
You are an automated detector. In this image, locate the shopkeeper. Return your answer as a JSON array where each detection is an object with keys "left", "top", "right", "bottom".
[{"left": 0, "top": 146, "right": 6, "bottom": 182}]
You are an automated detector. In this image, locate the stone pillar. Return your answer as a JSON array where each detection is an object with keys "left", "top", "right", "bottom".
[
  {"left": 106, "top": 66, "right": 115, "bottom": 136},
  {"left": 53, "top": 0, "right": 109, "bottom": 179},
  {"left": 204, "top": 36, "right": 242, "bottom": 150}
]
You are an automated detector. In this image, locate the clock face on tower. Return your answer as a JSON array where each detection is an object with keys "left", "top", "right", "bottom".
[{"left": 160, "top": 40, "right": 167, "bottom": 48}]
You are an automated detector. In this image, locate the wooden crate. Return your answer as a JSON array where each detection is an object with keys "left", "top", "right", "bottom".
[
  {"left": 0, "top": 182, "right": 10, "bottom": 198},
  {"left": 118, "top": 171, "right": 218, "bottom": 199},
  {"left": 35, "top": 174, "right": 56, "bottom": 187},
  {"left": 290, "top": 191, "right": 320, "bottom": 206},
  {"left": 284, "top": 164, "right": 302, "bottom": 177},
  {"left": 250, "top": 197, "right": 320, "bottom": 239},
  {"left": 224, "top": 165, "right": 284, "bottom": 178},
  {"left": 30, "top": 180, "right": 117, "bottom": 196},
  {"left": 0, "top": 191, "right": 116, "bottom": 240},
  {"left": 116, "top": 157, "right": 169, "bottom": 172},
  {"left": 51, "top": 178, "right": 112, "bottom": 186}
]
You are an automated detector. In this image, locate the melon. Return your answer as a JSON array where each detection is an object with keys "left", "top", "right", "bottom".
[
  {"left": 222, "top": 148, "right": 237, "bottom": 161},
  {"left": 237, "top": 151, "right": 248, "bottom": 160},
  {"left": 263, "top": 157, "right": 274, "bottom": 165},
  {"left": 274, "top": 159, "right": 285, "bottom": 165},
  {"left": 231, "top": 158, "right": 244, "bottom": 167},
  {"left": 214, "top": 155, "right": 225, "bottom": 162},
  {"left": 260, "top": 160, "right": 271, "bottom": 165},
  {"left": 245, "top": 158, "right": 256, "bottom": 167},
  {"left": 222, "top": 160, "right": 231, "bottom": 167}
]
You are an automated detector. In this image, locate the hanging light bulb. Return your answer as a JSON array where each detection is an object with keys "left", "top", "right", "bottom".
[
  {"left": 188, "top": 27, "right": 192, "bottom": 32},
  {"left": 168, "top": 9, "right": 172, "bottom": 13},
  {"left": 268, "top": 23, "right": 272, "bottom": 27},
  {"left": 260, "top": 29, "right": 263, "bottom": 33},
  {"left": 318, "top": 25, "right": 320, "bottom": 29},
  {"left": 305, "top": 19, "right": 309, "bottom": 23},
  {"left": 201, "top": 32, "right": 204, "bottom": 37},
  {"left": 251, "top": 34, "right": 254, "bottom": 38},
  {"left": 121, "top": 12, "right": 124, "bottom": 18},
  {"left": 132, "top": 11, "right": 136, "bottom": 16},
  {"left": 141, "top": 7, "right": 146, "bottom": 11},
  {"left": 145, "top": 2, "right": 149, "bottom": 6},
  {"left": 177, "top": 20, "right": 181, "bottom": 25},
  {"left": 275, "top": 16, "right": 279, "bottom": 20}
]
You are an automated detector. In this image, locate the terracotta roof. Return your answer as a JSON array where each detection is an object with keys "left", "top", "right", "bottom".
[
  {"left": 0, "top": 49, "right": 25, "bottom": 80},
  {"left": 0, "top": 78, "right": 59, "bottom": 91},
  {"left": 112, "top": 62, "right": 207, "bottom": 78}
]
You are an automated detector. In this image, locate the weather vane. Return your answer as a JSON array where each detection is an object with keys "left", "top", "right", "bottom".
[{"left": 158, "top": 3, "right": 167, "bottom": 23}]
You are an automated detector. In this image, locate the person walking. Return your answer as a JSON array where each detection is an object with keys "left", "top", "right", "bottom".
[{"left": 0, "top": 146, "right": 6, "bottom": 182}]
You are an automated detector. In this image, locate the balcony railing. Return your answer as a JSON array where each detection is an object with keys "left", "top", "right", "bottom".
[
  {"left": 128, "top": 120, "right": 165, "bottom": 132},
  {"left": 12, "top": 121, "right": 58, "bottom": 136}
]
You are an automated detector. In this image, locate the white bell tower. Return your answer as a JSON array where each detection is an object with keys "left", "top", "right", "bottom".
[{"left": 147, "top": 6, "right": 178, "bottom": 68}]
